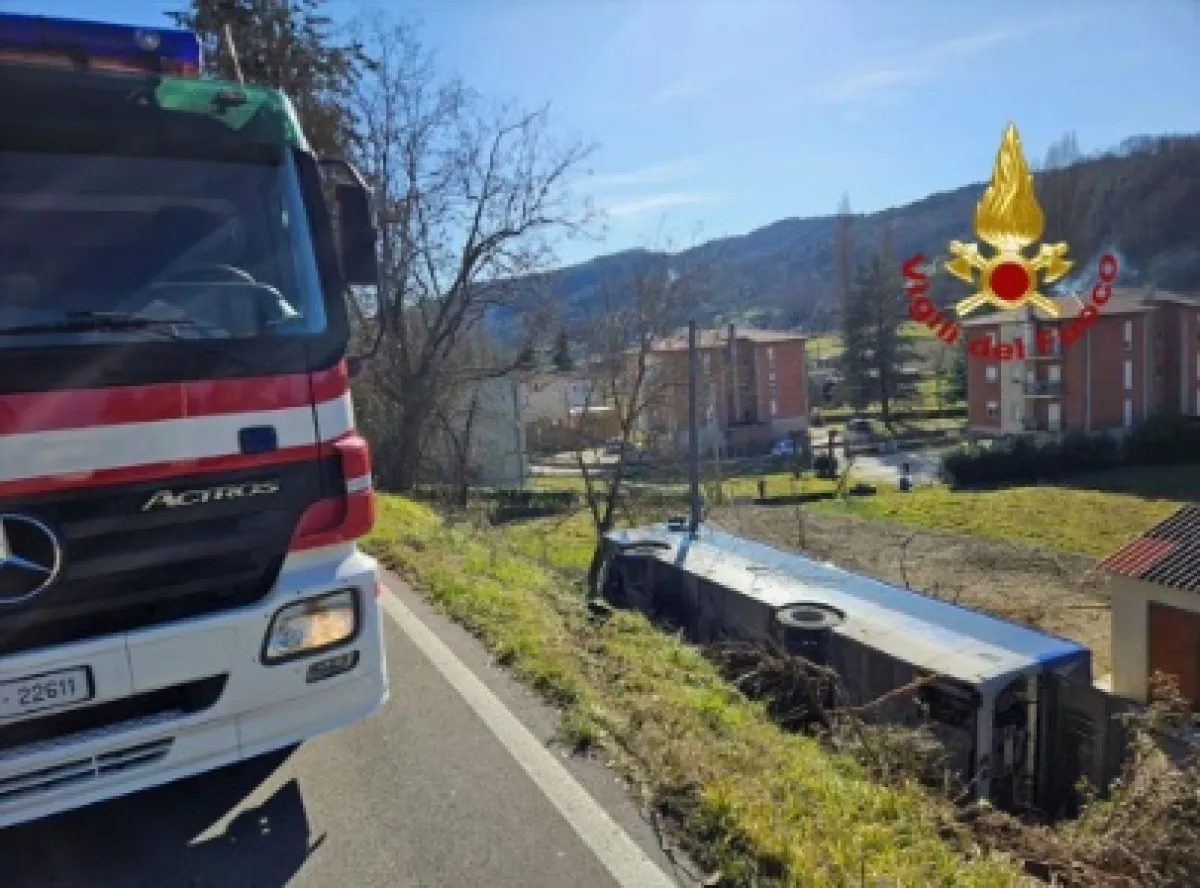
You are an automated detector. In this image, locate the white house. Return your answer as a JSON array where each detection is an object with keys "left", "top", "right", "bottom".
[{"left": 432, "top": 375, "right": 527, "bottom": 487}]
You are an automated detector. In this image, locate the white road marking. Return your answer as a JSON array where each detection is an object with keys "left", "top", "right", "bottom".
[{"left": 377, "top": 582, "right": 680, "bottom": 888}]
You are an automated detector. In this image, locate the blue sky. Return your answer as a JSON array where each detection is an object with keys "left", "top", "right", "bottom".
[{"left": 24, "top": 0, "right": 1200, "bottom": 267}]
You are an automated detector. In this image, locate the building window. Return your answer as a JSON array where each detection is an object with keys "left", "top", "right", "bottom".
[
  {"left": 702, "top": 353, "right": 711, "bottom": 374},
  {"left": 1195, "top": 353, "right": 1200, "bottom": 381},
  {"left": 767, "top": 347, "right": 776, "bottom": 368},
  {"left": 985, "top": 400, "right": 998, "bottom": 419},
  {"left": 1048, "top": 364, "right": 1061, "bottom": 383},
  {"left": 768, "top": 371, "right": 777, "bottom": 383},
  {"left": 985, "top": 365, "right": 998, "bottom": 383},
  {"left": 769, "top": 398, "right": 778, "bottom": 416},
  {"left": 1123, "top": 398, "right": 1133, "bottom": 428},
  {"left": 1123, "top": 320, "right": 1133, "bottom": 350},
  {"left": 1124, "top": 358, "right": 1133, "bottom": 391}
]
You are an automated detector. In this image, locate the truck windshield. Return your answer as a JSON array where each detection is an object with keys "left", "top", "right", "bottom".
[{"left": 0, "top": 148, "right": 328, "bottom": 347}]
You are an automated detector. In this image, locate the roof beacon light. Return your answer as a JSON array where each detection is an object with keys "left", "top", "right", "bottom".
[{"left": 0, "top": 13, "right": 202, "bottom": 77}]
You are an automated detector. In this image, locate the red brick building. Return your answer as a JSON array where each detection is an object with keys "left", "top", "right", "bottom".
[
  {"left": 964, "top": 288, "right": 1200, "bottom": 437},
  {"left": 636, "top": 325, "right": 808, "bottom": 454}
]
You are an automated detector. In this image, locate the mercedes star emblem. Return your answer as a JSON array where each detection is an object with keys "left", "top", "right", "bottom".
[{"left": 0, "top": 514, "right": 63, "bottom": 605}]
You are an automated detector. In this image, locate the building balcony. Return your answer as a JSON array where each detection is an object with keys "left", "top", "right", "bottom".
[
  {"left": 1023, "top": 380, "right": 1062, "bottom": 397},
  {"left": 1026, "top": 343, "right": 1063, "bottom": 360},
  {"left": 1022, "top": 417, "right": 1063, "bottom": 433}
]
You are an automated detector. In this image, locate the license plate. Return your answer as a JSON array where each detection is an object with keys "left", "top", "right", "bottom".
[{"left": 0, "top": 667, "right": 93, "bottom": 719}]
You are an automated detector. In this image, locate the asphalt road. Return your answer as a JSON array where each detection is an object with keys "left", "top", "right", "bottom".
[
  {"left": 0, "top": 576, "right": 698, "bottom": 888},
  {"left": 844, "top": 445, "right": 945, "bottom": 485}
]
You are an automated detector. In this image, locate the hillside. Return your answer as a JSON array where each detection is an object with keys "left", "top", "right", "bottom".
[{"left": 501, "top": 133, "right": 1200, "bottom": 337}]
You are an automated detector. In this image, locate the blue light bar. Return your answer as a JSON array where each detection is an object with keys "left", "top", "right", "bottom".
[{"left": 0, "top": 13, "right": 202, "bottom": 76}]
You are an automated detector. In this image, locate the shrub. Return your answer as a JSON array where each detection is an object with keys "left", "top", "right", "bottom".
[
  {"left": 812, "top": 453, "right": 839, "bottom": 478},
  {"left": 1125, "top": 415, "right": 1200, "bottom": 465},
  {"left": 941, "top": 416, "right": 1195, "bottom": 489}
]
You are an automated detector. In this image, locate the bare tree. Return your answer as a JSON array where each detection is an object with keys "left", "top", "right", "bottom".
[
  {"left": 568, "top": 247, "right": 712, "bottom": 590},
  {"left": 1038, "top": 131, "right": 1089, "bottom": 250},
  {"left": 349, "top": 15, "right": 597, "bottom": 490},
  {"left": 432, "top": 386, "right": 482, "bottom": 508}
]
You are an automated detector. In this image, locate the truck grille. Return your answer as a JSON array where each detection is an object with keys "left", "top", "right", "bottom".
[
  {"left": 0, "top": 675, "right": 227, "bottom": 753},
  {"left": 0, "top": 737, "right": 174, "bottom": 804},
  {"left": 0, "top": 457, "right": 338, "bottom": 655}
]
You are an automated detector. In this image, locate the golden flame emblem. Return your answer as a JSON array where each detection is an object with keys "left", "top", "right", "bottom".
[{"left": 945, "top": 123, "right": 1073, "bottom": 316}]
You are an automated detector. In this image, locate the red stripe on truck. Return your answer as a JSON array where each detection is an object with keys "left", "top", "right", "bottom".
[
  {"left": 0, "top": 361, "right": 350, "bottom": 435},
  {"left": 0, "top": 443, "right": 324, "bottom": 500}
]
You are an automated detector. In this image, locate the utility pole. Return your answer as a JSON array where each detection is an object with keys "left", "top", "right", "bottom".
[{"left": 687, "top": 320, "right": 701, "bottom": 537}]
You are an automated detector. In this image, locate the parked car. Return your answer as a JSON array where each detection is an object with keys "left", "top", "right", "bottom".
[
  {"left": 844, "top": 417, "right": 873, "bottom": 444},
  {"left": 771, "top": 438, "right": 796, "bottom": 457}
]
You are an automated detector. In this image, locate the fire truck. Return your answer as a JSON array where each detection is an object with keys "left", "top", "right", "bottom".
[{"left": 0, "top": 13, "right": 389, "bottom": 828}]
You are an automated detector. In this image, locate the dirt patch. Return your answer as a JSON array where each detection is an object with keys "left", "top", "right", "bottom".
[{"left": 709, "top": 504, "right": 1114, "bottom": 675}]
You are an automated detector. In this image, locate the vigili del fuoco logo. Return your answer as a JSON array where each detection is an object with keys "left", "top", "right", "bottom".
[{"left": 901, "top": 122, "right": 1118, "bottom": 360}]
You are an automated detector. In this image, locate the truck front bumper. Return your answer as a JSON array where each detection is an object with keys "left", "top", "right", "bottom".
[{"left": 0, "top": 543, "right": 390, "bottom": 830}]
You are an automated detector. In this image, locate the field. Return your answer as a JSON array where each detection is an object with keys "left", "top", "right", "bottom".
[
  {"left": 532, "top": 464, "right": 1191, "bottom": 558},
  {"left": 804, "top": 468, "right": 1187, "bottom": 558}
]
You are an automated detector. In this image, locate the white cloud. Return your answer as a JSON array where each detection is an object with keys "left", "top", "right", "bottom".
[
  {"left": 603, "top": 191, "right": 728, "bottom": 218},
  {"left": 586, "top": 155, "right": 707, "bottom": 189},
  {"left": 640, "top": 71, "right": 730, "bottom": 108},
  {"left": 819, "top": 25, "right": 1018, "bottom": 104}
]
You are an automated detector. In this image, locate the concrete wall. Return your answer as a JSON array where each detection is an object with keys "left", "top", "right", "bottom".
[
  {"left": 436, "top": 376, "right": 526, "bottom": 487},
  {"left": 519, "top": 373, "right": 593, "bottom": 424}
]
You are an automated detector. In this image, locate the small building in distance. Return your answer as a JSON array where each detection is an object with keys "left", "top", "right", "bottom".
[
  {"left": 518, "top": 367, "right": 617, "bottom": 454},
  {"left": 428, "top": 374, "right": 526, "bottom": 488},
  {"left": 636, "top": 324, "right": 807, "bottom": 455}
]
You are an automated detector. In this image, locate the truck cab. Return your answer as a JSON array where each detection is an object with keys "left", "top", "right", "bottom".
[{"left": 0, "top": 13, "right": 389, "bottom": 828}]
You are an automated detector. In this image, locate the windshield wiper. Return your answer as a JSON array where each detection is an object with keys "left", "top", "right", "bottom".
[
  {"left": 0, "top": 310, "right": 223, "bottom": 337},
  {"left": 0, "top": 310, "right": 265, "bottom": 371}
]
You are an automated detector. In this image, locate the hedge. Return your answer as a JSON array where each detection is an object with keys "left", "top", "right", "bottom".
[{"left": 940, "top": 416, "right": 1200, "bottom": 488}]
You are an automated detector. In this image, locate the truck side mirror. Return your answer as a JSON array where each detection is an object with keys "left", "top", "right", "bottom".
[{"left": 334, "top": 182, "right": 379, "bottom": 288}]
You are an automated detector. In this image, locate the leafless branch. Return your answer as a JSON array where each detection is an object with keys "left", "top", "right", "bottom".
[{"left": 346, "top": 13, "right": 597, "bottom": 490}]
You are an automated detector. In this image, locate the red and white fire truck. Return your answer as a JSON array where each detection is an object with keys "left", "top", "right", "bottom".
[{"left": 0, "top": 12, "right": 389, "bottom": 828}]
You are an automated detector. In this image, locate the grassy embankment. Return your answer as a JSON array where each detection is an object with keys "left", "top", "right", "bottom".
[{"left": 364, "top": 495, "right": 1032, "bottom": 887}]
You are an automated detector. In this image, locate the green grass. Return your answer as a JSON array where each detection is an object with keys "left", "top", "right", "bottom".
[
  {"left": 808, "top": 466, "right": 1194, "bottom": 557},
  {"left": 364, "top": 496, "right": 1030, "bottom": 887},
  {"left": 806, "top": 332, "right": 843, "bottom": 359},
  {"left": 532, "top": 470, "right": 847, "bottom": 504}
]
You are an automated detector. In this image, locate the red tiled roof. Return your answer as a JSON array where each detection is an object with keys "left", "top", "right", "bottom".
[{"left": 1099, "top": 505, "right": 1200, "bottom": 591}]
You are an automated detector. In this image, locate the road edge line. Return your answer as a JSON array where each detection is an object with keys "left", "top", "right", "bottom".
[{"left": 377, "top": 582, "right": 680, "bottom": 888}]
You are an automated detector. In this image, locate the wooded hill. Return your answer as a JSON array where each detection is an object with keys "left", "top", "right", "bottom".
[{"left": 503, "top": 133, "right": 1200, "bottom": 336}]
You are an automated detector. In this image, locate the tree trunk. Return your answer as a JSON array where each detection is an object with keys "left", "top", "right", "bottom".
[{"left": 390, "top": 404, "right": 430, "bottom": 492}]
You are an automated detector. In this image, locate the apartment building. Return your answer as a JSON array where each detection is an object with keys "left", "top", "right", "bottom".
[
  {"left": 965, "top": 287, "right": 1200, "bottom": 437},
  {"left": 638, "top": 325, "right": 808, "bottom": 454}
]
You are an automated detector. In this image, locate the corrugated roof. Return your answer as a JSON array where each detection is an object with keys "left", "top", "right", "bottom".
[
  {"left": 607, "top": 523, "right": 1090, "bottom": 690},
  {"left": 1099, "top": 504, "right": 1200, "bottom": 591}
]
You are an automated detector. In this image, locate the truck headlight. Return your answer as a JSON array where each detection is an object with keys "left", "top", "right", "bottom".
[{"left": 263, "top": 590, "right": 359, "bottom": 664}]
